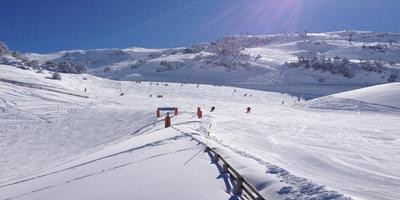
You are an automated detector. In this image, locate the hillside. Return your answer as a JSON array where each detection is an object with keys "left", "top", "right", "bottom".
[
  {"left": 306, "top": 83, "right": 400, "bottom": 112},
  {"left": 1, "top": 64, "right": 399, "bottom": 200},
  {"left": 23, "top": 31, "right": 400, "bottom": 97}
]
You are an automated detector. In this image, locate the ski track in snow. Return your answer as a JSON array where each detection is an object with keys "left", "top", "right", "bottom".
[
  {"left": 172, "top": 121, "right": 350, "bottom": 200},
  {"left": 3, "top": 146, "right": 198, "bottom": 200}
]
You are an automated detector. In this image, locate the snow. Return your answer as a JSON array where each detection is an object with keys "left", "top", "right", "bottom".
[
  {"left": 306, "top": 83, "right": 400, "bottom": 112},
  {"left": 1, "top": 54, "right": 400, "bottom": 200},
  {"left": 1, "top": 127, "right": 232, "bottom": 200},
  {"left": 333, "top": 83, "right": 400, "bottom": 108},
  {"left": 205, "top": 103, "right": 399, "bottom": 200},
  {"left": 23, "top": 31, "right": 400, "bottom": 98}
]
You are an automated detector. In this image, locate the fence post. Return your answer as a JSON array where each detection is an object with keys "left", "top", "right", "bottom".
[
  {"left": 213, "top": 154, "right": 220, "bottom": 163},
  {"left": 165, "top": 113, "right": 171, "bottom": 128},
  {"left": 223, "top": 163, "right": 229, "bottom": 173},
  {"left": 197, "top": 107, "right": 203, "bottom": 118},
  {"left": 234, "top": 176, "right": 243, "bottom": 195}
]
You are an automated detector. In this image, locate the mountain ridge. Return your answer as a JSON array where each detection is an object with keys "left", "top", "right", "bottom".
[{"left": 1, "top": 30, "right": 399, "bottom": 97}]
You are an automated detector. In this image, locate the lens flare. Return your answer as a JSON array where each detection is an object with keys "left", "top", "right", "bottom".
[{"left": 201, "top": 0, "right": 306, "bottom": 34}]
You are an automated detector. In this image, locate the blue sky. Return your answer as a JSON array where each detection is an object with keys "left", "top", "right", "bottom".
[{"left": 1, "top": 0, "right": 399, "bottom": 53}]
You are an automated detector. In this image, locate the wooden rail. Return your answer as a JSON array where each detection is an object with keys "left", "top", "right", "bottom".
[
  {"left": 205, "top": 147, "right": 266, "bottom": 200},
  {"left": 178, "top": 130, "right": 265, "bottom": 200},
  {"left": 0, "top": 78, "right": 89, "bottom": 99}
]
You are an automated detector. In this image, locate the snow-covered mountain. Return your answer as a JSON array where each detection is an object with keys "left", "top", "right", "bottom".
[
  {"left": 0, "top": 42, "right": 40, "bottom": 70},
  {"left": 24, "top": 31, "right": 400, "bottom": 97}
]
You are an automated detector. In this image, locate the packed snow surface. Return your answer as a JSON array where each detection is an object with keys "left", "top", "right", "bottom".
[
  {"left": 1, "top": 64, "right": 400, "bottom": 200},
  {"left": 306, "top": 83, "right": 400, "bottom": 112},
  {"left": 333, "top": 83, "right": 400, "bottom": 108}
]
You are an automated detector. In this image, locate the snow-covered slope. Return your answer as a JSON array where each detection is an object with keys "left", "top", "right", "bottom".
[
  {"left": 333, "top": 83, "right": 400, "bottom": 107},
  {"left": 1, "top": 126, "right": 233, "bottom": 200},
  {"left": 24, "top": 31, "right": 400, "bottom": 97},
  {"left": 1, "top": 64, "right": 399, "bottom": 200},
  {"left": 305, "top": 83, "right": 400, "bottom": 112}
]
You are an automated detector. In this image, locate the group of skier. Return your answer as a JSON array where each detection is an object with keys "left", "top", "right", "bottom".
[
  {"left": 83, "top": 82, "right": 307, "bottom": 115},
  {"left": 209, "top": 106, "right": 251, "bottom": 113}
]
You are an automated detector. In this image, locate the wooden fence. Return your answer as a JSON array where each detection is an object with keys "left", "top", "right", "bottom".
[
  {"left": 205, "top": 147, "right": 266, "bottom": 200},
  {"left": 179, "top": 130, "right": 265, "bottom": 200}
]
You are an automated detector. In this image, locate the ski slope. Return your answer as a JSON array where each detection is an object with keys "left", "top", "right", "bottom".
[
  {"left": 306, "top": 83, "right": 400, "bottom": 112},
  {"left": 1, "top": 126, "right": 233, "bottom": 200},
  {"left": 1, "top": 64, "right": 400, "bottom": 200}
]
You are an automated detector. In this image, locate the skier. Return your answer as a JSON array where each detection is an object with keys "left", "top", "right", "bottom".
[
  {"left": 210, "top": 106, "right": 215, "bottom": 112},
  {"left": 246, "top": 107, "right": 251, "bottom": 113},
  {"left": 84, "top": 88, "right": 87, "bottom": 92}
]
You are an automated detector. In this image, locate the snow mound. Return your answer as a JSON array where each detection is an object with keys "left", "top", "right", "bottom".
[{"left": 306, "top": 83, "right": 400, "bottom": 112}]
